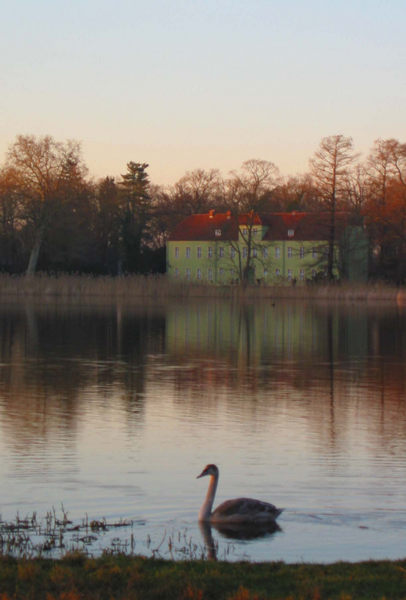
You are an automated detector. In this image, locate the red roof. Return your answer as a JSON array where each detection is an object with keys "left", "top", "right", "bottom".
[
  {"left": 168, "top": 211, "right": 262, "bottom": 242},
  {"left": 168, "top": 210, "right": 351, "bottom": 242},
  {"left": 262, "top": 212, "right": 350, "bottom": 241}
]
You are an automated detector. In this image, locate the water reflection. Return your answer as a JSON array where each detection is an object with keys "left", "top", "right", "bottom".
[
  {"left": 0, "top": 299, "right": 405, "bottom": 561},
  {"left": 198, "top": 520, "right": 281, "bottom": 560}
]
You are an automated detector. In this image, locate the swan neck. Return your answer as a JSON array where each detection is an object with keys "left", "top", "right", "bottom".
[{"left": 199, "top": 473, "right": 218, "bottom": 521}]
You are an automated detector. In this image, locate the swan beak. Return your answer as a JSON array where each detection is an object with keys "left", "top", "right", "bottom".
[{"left": 196, "top": 470, "right": 206, "bottom": 479}]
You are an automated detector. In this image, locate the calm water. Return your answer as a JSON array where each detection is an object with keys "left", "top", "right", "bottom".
[{"left": 0, "top": 298, "right": 406, "bottom": 562}]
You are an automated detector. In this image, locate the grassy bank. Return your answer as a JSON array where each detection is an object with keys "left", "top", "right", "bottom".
[
  {"left": 0, "top": 273, "right": 403, "bottom": 303},
  {"left": 1, "top": 554, "right": 406, "bottom": 599}
]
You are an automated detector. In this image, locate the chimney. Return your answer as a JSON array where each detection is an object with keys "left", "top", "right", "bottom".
[
  {"left": 226, "top": 210, "right": 231, "bottom": 219},
  {"left": 209, "top": 209, "right": 215, "bottom": 219}
]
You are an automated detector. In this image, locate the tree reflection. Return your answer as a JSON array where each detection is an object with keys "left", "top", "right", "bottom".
[{"left": 0, "top": 302, "right": 166, "bottom": 453}]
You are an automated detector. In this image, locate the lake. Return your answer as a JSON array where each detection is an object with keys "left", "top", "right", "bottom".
[{"left": 0, "top": 298, "right": 406, "bottom": 562}]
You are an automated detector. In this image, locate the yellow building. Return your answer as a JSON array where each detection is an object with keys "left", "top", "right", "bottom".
[{"left": 167, "top": 210, "right": 368, "bottom": 284}]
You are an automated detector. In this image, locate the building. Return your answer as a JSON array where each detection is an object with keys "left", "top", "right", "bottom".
[{"left": 166, "top": 210, "right": 368, "bottom": 284}]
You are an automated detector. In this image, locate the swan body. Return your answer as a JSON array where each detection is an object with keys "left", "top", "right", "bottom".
[{"left": 197, "top": 464, "right": 283, "bottom": 524}]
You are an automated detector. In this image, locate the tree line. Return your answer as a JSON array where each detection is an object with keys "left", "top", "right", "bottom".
[{"left": 0, "top": 133, "right": 405, "bottom": 282}]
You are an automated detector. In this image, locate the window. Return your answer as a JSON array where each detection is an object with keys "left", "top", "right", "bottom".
[
  {"left": 287, "top": 269, "right": 293, "bottom": 280},
  {"left": 243, "top": 247, "right": 248, "bottom": 258},
  {"left": 262, "top": 247, "right": 268, "bottom": 258},
  {"left": 174, "top": 268, "right": 179, "bottom": 278},
  {"left": 197, "top": 246, "right": 202, "bottom": 258},
  {"left": 175, "top": 247, "right": 179, "bottom": 258},
  {"left": 219, "top": 247, "right": 224, "bottom": 257},
  {"left": 311, "top": 269, "right": 316, "bottom": 278},
  {"left": 186, "top": 247, "right": 191, "bottom": 258},
  {"left": 230, "top": 247, "right": 236, "bottom": 258},
  {"left": 208, "top": 246, "right": 213, "bottom": 258},
  {"left": 264, "top": 269, "right": 268, "bottom": 278},
  {"left": 299, "top": 268, "right": 305, "bottom": 280},
  {"left": 215, "top": 229, "right": 222, "bottom": 237},
  {"left": 275, "top": 268, "right": 281, "bottom": 276},
  {"left": 197, "top": 268, "right": 202, "bottom": 279},
  {"left": 252, "top": 248, "right": 257, "bottom": 257},
  {"left": 275, "top": 247, "right": 280, "bottom": 259},
  {"left": 287, "top": 247, "right": 293, "bottom": 258},
  {"left": 299, "top": 246, "right": 304, "bottom": 259},
  {"left": 208, "top": 268, "right": 213, "bottom": 281},
  {"left": 312, "top": 247, "right": 317, "bottom": 258},
  {"left": 253, "top": 228, "right": 258, "bottom": 236},
  {"left": 219, "top": 268, "right": 224, "bottom": 278},
  {"left": 288, "top": 229, "right": 294, "bottom": 238},
  {"left": 185, "top": 268, "right": 191, "bottom": 280},
  {"left": 242, "top": 228, "right": 248, "bottom": 235}
]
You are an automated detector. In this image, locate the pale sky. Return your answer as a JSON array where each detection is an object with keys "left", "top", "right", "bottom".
[{"left": 1, "top": 0, "right": 405, "bottom": 185}]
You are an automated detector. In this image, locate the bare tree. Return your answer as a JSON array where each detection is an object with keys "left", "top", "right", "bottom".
[
  {"left": 366, "top": 138, "right": 406, "bottom": 204},
  {"left": 224, "top": 159, "right": 279, "bottom": 284},
  {"left": 226, "top": 159, "right": 279, "bottom": 212},
  {"left": 6, "top": 134, "right": 87, "bottom": 274},
  {"left": 310, "top": 135, "right": 357, "bottom": 280},
  {"left": 364, "top": 138, "right": 406, "bottom": 281},
  {"left": 172, "top": 168, "right": 225, "bottom": 215},
  {"left": 272, "top": 174, "right": 319, "bottom": 211}
]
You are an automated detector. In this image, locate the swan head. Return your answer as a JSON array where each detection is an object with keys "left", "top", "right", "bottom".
[{"left": 197, "top": 464, "right": 218, "bottom": 479}]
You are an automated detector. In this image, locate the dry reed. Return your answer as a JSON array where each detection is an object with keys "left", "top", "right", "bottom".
[{"left": 0, "top": 273, "right": 402, "bottom": 303}]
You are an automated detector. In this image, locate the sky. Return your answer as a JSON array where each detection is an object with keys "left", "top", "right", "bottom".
[{"left": 1, "top": 0, "right": 405, "bottom": 186}]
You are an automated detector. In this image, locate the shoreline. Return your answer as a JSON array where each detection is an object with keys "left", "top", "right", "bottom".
[
  {"left": 0, "top": 273, "right": 404, "bottom": 304},
  {"left": 1, "top": 553, "right": 406, "bottom": 599}
]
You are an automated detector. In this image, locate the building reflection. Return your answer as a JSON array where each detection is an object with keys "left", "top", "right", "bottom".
[{"left": 0, "top": 299, "right": 405, "bottom": 462}]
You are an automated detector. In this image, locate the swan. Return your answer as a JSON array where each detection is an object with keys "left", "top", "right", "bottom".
[{"left": 197, "top": 464, "right": 283, "bottom": 524}]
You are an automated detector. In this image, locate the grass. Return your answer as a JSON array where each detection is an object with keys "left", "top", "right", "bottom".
[
  {"left": 1, "top": 554, "right": 406, "bottom": 599},
  {"left": 0, "top": 273, "right": 403, "bottom": 303}
]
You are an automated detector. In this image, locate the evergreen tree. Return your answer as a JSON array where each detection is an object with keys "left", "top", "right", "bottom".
[{"left": 118, "top": 162, "right": 151, "bottom": 273}]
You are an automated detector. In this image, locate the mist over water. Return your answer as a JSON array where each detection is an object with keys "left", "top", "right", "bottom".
[{"left": 0, "top": 299, "right": 406, "bottom": 562}]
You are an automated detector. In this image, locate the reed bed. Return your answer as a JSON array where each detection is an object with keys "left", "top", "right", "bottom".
[
  {"left": 0, "top": 508, "right": 224, "bottom": 562},
  {"left": 0, "top": 508, "right": 135, "bottom": 560},
  {"left": 0, "top": 273, "right": 403, "bottom": 304}
]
